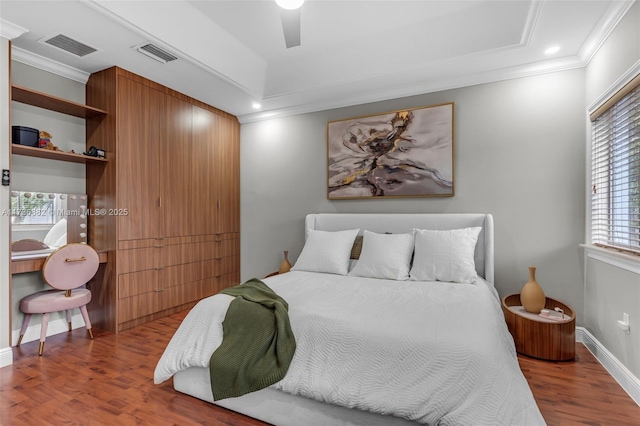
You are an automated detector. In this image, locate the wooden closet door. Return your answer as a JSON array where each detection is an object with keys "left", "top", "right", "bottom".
[
  {"left": 116, "top": 77, "right": 162, "bottom": 240},
  {"left": 161, "top": 94, "right": 193, "bottom": 238},
  {"left": 191, "top": 106, "right": 219, "bottom": 235},
  {"left": 216, "top": 116, "right": 240, "bottom": 233}
]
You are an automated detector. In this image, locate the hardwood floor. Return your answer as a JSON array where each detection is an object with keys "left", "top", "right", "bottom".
[
  {"left": 1, "top": 310, "right": 638, "bottom": 425},
  {"left": 519, "top": 347, "right": 640, "bottom": 425}
]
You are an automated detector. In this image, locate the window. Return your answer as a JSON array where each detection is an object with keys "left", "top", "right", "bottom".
[
  {"left": 591, "top": 74, "right": 640, "bottom": 255},
  {"left": 10, "top": 192, "right": 60, "bottom": 225}
]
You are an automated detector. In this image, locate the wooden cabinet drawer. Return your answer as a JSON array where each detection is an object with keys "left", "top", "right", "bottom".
[
  {"left": 118, "top": 238, "right": 239, "bottom": 274},
  {"left": 117, "top": 246, "right": 163, "bottom": 273},
  {"left": 118, "top": 257, "right": 239, "bottom": 298},
  {"left": 196, "top": 255, "right": 237, "bottom": 279},
  {"left": 198, "top": 273, "right": 238, "bottom": 299},
  {"left": 118, "top": 244, "right": 191, "bottom": 273},
  {"left": 118, "top": 278, "right": 212, "bottom": 323},
  {"left": 118, "top": 236, "right": 190, "bottom": 250},
  {"left": 218, "top": 255, "right": 239, "bottom": 276},
  {"left": 191, "top": 233, "right": 239, "bottom": 243},
  {"left": 118, "top": 290, "right": 163, "bottom": 323},
  {"left": 118, "top": 269, "right": 158, "bottom": 298},
  {"left": 162, "top": 261, "right": 201, "bottom": 289},
  {"left": 117, "top": 271, "right": 240, "bottom": 324},
  {"left": 184, "top": 238, "right": 239, "bottom": 263},
  {"left": 119, "top": 261, "right": 203, "bottom": 298},
  {"left": 216, "top": 270, "right": 240, "bottom": 292}
]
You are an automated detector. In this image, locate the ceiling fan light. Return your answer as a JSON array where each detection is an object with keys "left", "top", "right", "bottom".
[{"left": 276, "top": 0, "right": 304, "bottom": 10}]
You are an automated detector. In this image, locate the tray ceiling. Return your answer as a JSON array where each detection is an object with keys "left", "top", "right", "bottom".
[{"left": 0, "top": 0, "right": 634, "bottom": 122}]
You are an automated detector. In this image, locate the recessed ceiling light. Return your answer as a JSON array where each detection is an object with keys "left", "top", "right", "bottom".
[
  {"left": 545, "top": 46, "right": 560, "bottom": 55},
  {"left": 252, "top": 102, "right": 262, "bottom": 109},
  {"left": 276, "top": 0, "right": 304, "bottom": 10}
]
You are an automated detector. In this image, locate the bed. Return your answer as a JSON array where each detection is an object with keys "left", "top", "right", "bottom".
[{"left": 154, "top": 213, "right": 546, "bottom": 425}]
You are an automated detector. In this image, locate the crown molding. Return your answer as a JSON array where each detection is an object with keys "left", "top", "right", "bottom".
[
  {"left": 238, "top": 56, "right": 586, "bottom": 123},
  {"left": 587, "top": 59, "right": 640, "bottom": 114},
  {"left": 579, "top": 0, "right": 636, "bottom": 66},
  {"left": 0, "top": 19, "right": 28, "bottom": 40},
  {"left": 240, "top": 0, "right": 630, "bottom": 123},
  {"left": 520, "top": 0, "right": 544, "bottom": 47},
  {"left": 11, "top": 47, "right": 89, "bottom": 84}
]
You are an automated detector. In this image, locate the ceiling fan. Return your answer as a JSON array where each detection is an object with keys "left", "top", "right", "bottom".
[{"left": 276, "top": 0, "right": 304, "bottom": 48}]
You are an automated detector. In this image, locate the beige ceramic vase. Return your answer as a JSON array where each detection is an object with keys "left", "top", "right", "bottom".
[
  {"left": 278, "top": 251, "right": 292, "bottom": 274},
  {"left": 520, "top": 266, "right": 546, "bottom": 313}
]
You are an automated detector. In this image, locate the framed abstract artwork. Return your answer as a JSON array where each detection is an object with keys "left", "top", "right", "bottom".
[{"left": 327, "top": 102, "right": 454, "bottom": 199}]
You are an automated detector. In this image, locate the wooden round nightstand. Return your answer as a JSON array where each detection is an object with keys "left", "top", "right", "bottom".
[{"left": 502, "top": 294, "right": 575, "bottom": 361}]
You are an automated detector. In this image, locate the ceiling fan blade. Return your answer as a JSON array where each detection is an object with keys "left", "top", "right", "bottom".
[{"left": 280, "top": 9, "right": 301, "bottom": 48}]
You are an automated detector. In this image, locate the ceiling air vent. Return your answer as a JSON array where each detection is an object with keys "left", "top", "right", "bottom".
[
  {"left": 134, "top": 43, "right": 178, "bottom": 64},
  {"left": 38, "top": 33, "right": 99, "bottom": 57}
]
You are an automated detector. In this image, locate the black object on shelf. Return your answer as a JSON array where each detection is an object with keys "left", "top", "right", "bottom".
[
  {"left": 84, "top": 145, "right": 105, "bottom": 158},
  {"left": 12, "top": 126, "right": 39, "bottom": 147}
]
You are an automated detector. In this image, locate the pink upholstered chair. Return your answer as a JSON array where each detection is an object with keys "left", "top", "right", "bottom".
[{"left": 17, "top": 244, "right": 99, "bottom": 356}]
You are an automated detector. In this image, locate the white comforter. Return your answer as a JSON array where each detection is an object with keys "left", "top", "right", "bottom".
[{"left": 154, "top": 271, "right": 545, "bottom": 425}]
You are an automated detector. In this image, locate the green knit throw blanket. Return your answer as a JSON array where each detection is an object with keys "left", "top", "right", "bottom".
[{"left": 209, "top": 278, "right": 296, "bottom": 401}]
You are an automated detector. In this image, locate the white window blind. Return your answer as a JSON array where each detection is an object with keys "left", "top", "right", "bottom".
[{"left": 591, "top": 80, "right": 640, "bottom": 255}]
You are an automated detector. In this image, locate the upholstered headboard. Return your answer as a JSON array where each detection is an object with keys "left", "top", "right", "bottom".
[{"left": 304, "top": 213, "right": 495, "bottom": 284}]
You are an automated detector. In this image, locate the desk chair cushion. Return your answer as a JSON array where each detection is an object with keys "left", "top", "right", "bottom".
[
  {"left": 42, "top": 244, "right": 100, "bottom": 290},
  {"left": 19, "top": 288, "right": 91, "bottom": 314}
]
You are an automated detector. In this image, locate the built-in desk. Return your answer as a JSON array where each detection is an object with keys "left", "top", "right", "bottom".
[{"left": 11, "top": 251, "right": 108, "bottom": 274}]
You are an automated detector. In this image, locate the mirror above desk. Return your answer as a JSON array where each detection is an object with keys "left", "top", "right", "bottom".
[{"left": 10, "top": 191, "right": 88, "bottom": 260}]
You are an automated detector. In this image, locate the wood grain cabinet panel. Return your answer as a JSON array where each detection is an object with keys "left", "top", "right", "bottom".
[
  {"left": 161, "top": 261, "right": 202, "bottom": 289},
  {"left": 116, "top": 77, "right": 163, "bottom": 241},
  {"left": 118, "top": 292, "right": 163, "bottom": 323},
  {"left": 162, "top": 95, "right": 193, "bottom": 238},
  {"left": 118, "top": 270, "right": 158, "bottom": 298},
  {"left": 117, "top": 246, "right": 164, "bottom": 274},
  {"left": 214, "top": 255, "right": 239, "bottom": 277},
  {"left": 117, "top": 236, "right": 189, "bottom": 250},
  {"left": 191, "top": 106, "right": 219, "bottom": 236},
  {"left": 216, "top": 117, "right": 240, "bottom": 233},
  {"left": 86, "top": 66, "right": 240, "bottom": 333}
]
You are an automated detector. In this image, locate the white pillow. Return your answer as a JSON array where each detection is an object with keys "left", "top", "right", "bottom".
[
  {"left": 410, "top": 227, "right": 481, "bottom": 283},
  {"left": 348, "top": 258, "right": 359, "bottom": 272},
  {"left": 291, "top": 229, "right": 359, "bottom": 275},
  {"left": 43, "top": 218, "right": 67, "bottom": 247},
  {"left": 51, "top": 233, "right": 67, "bottom": 248},
  {"left": 348, "top": 230, "right": 414, "bottom": 280}
]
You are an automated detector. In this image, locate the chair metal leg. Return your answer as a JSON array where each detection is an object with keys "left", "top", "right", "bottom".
[
  {"left": 17, "top": 313, "right": 32, "bottom": 347},
  {"left": 66, "top": 310, "right": 73, "bottom": 332},
  {"left": 39, "top": 313, "right": 50, "bottom": 356},
  {"left": 79, "top": 305, "right": 94, "bottom": 340}
]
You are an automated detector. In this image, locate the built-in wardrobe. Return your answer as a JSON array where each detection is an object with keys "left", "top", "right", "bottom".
[{"left": 85, "top": 66, "right": 240, "bottom": 333}]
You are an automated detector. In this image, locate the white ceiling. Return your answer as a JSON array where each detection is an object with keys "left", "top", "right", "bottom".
[{"left": 0, "top": 0, "right": 635, "bottom": 122}]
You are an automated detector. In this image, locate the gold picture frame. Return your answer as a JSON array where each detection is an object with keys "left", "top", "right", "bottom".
[{"left": 327, "top": 102, "right": 454, "bottom": 200}]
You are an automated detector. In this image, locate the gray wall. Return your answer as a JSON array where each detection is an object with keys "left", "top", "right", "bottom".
[
  {"left": 9, "top": 62, "right": 87, "bottom": 341},
  {"left": 241, "top": 68, "right": 587, "bottom": 322},
  {"left": 11, "top": 61, "right": 86, "bottom": 195},
  {"left": 584, "top": 2, "right": 640, "bottom": 378}
]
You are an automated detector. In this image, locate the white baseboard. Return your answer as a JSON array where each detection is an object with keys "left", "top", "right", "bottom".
[
  {"left": 0, "top": 346, "right": 13, "bottom": 368},
  {"left": 10, "top": 313, "right": 86, "bottom": 347},
  {"left": 576, "top": 326, "right": 640, "bottom": 406}
]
